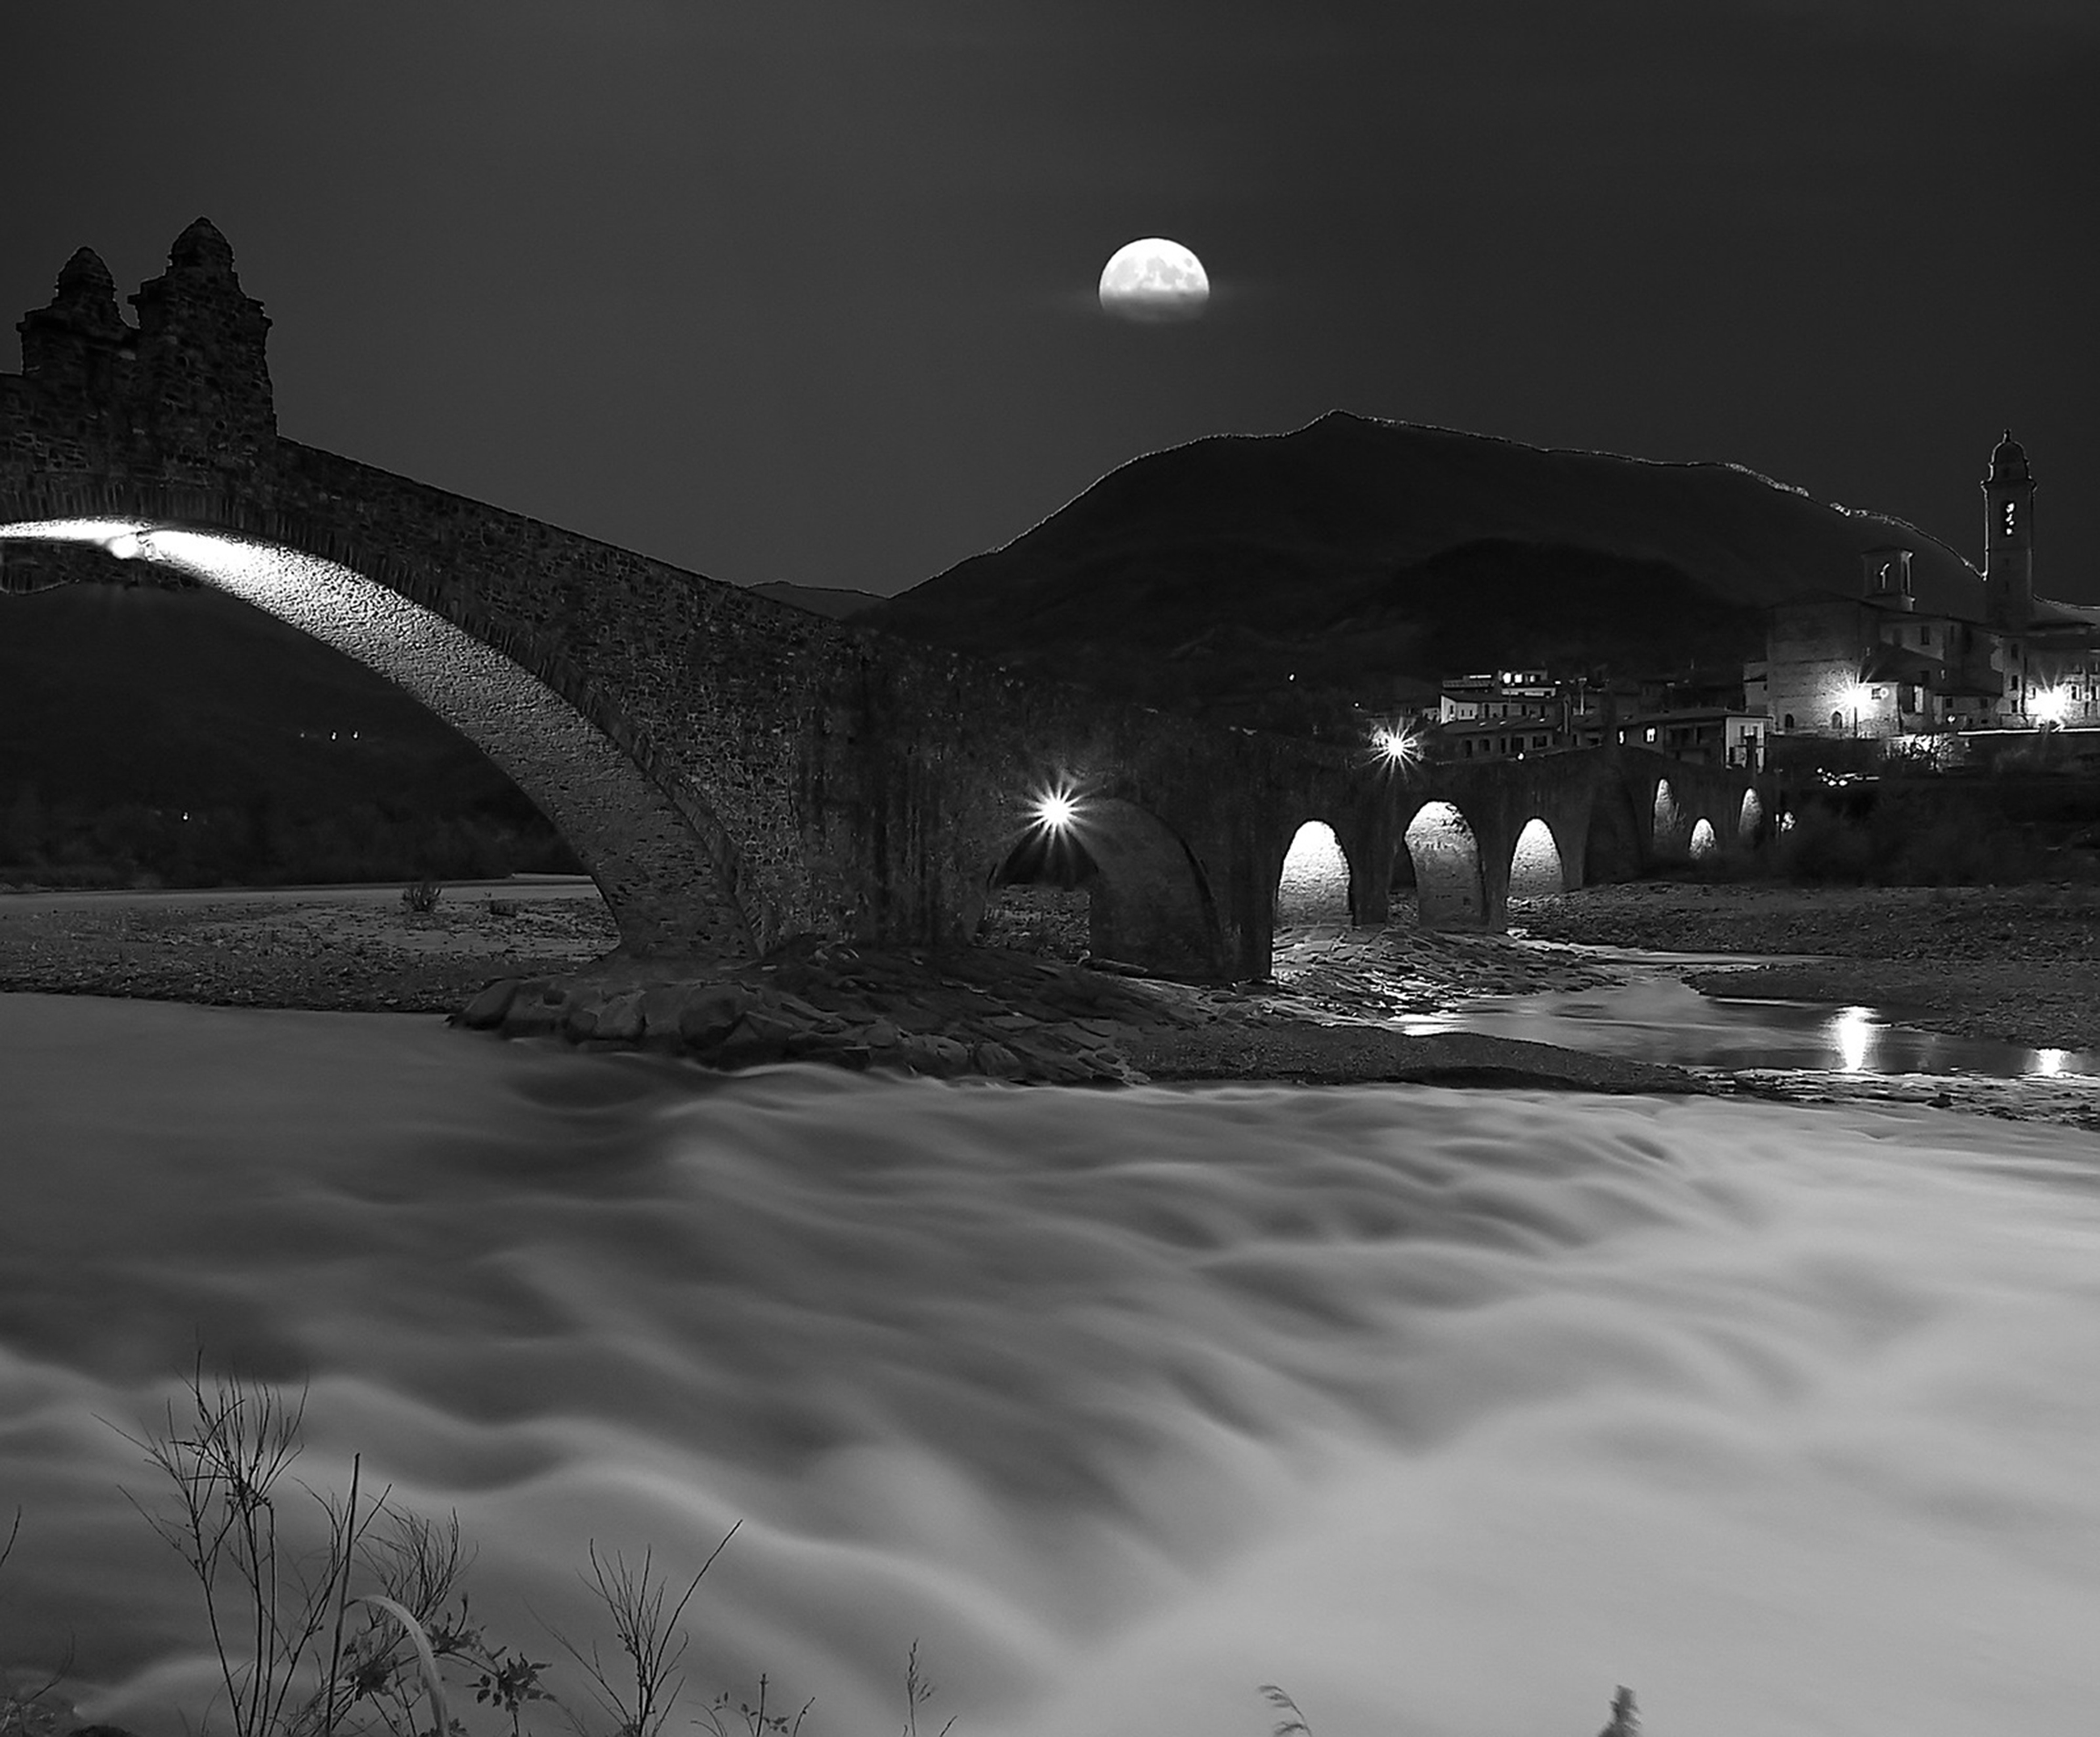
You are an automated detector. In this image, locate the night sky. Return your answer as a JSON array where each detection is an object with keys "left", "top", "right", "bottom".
[{"left": 8, "top": 1, "right": 2096, "bottom": 600}]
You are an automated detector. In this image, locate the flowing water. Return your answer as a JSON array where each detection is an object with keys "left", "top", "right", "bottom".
[
  {"left": 1396, "top": 974, "right": 2100, "bottom": 1078},
  {"left": 4, "top": 993, "right": 2099, "bottom": 1736}
]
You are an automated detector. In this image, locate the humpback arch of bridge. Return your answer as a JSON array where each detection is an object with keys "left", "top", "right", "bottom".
[
  {"left": 0, "top": 485, "right": 762, "bottom": 958},
  {"left": 0, "top": 464, "right": 1333, "bottom": 979}
]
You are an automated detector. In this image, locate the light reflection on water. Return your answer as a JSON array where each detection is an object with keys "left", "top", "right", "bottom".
[
  {"left": 1400, "top": 976, "right": 2099, "bottom": 1079},
  {"left": 3, "top": 993, "right": 2100, "bottom": 1737}
]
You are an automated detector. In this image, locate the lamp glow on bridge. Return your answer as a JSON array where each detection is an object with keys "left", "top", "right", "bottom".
[
  {"left": 1370, "top": 725, "right": 1419, "bottom": 767},
  {"left": 2031, "top": 685, "right": 2070, "bottom": 726},
  {"left": 1032, "top": 786, "right": 1080, "bottom": 832},
  {"left": 104, "top": 531, "right": 145, "bottom": 561}
]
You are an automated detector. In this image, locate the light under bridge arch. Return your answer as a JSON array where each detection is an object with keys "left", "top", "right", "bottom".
[
  {"left": 0, "top": 517, "right": 753, "bottom": 959},
  {"left": 1401, "top": 801, "right": 1485, "bottom": 928},
  {"left": 1276, "top": 819, "right": 1352, "bottom": 927},
  {"left": 1507, "top": 815, "right": 1566, "bottom": 897}
]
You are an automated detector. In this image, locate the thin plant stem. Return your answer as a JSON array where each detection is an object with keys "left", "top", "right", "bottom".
[{"left": 322, "top": 1452, "right": 361, "bottom": 1737}]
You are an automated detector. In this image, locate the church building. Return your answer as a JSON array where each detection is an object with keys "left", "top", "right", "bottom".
[{"left": 1762, "top": 433, "right": 2100, "bottom": 744}]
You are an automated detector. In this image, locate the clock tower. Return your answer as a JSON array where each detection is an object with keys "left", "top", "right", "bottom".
[{"left": 1982, "top": 430, "right": 2035, "bottom": 629}]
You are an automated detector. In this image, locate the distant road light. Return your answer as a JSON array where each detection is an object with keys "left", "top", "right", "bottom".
[{"left": 2031, "top": 685, "right": 2070, "bottom": 726}]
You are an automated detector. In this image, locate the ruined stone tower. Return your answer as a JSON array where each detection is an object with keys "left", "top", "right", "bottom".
[{"left": 13, "top": 218, "right": 276, "bottom": 484}]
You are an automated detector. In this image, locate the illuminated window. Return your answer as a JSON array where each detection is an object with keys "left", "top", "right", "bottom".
[{"left": 2004, "top": 500, "right": 2018, "bottom": 537}]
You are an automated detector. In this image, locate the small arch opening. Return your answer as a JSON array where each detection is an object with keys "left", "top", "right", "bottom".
[
  {"left": 1508, "top": 816, "right": 1564, "bottom": 898},
  {"left": 1738, "top": 788, "right": 1764, "bottom": 842},
  {"left": 1652, "top": 778, "right": 1678, "bottom": 848},
  {"left": 982, "top": 821, "right": 1099, "bottom": 961},
  {"left": 1402, "top": 801, "right": 1484, "bottom": 928},
  {"left": 1276, "top": 820, "right": 1352, "bottom": 929},
  {"left": 983, "top": 796, "right": 1220, "bottom": 977},
  {"left": 1688, "top": 817, "right": 1718, "bottom": 859}
]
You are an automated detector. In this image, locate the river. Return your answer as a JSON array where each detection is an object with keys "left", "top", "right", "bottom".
[{"left": 3, "top": 991, "right": 2097, "bottom": 1736}]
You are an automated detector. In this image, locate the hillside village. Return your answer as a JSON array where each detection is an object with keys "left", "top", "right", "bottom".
[{"left": 1413, "top": 432, "right": 2100, "bottom": 773}]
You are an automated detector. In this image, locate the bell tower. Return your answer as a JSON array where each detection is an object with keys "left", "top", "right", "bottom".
[{"left": 1982, "top": 430, "right": 2035, "bottom": 629}]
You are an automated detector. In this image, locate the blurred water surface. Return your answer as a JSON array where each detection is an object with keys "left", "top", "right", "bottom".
[{"left": 2, "top": 993, "right": 2096, "bottom": 1736}]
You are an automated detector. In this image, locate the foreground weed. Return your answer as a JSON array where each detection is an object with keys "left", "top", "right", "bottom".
[
  {"left": 542, "top": 1530, "right": 737, "bottom": 1737},
  {"left": 1257, "top": 1684, "right": 1314, "bottom": 1737},
  {"left": 705, "top": 1673, "right": 811, "bottom": 1737},
  {"left": 898, "top": 1641, "right": 952, "bottom": 1737},
  {"left": 1598, "top": 1685, "right": 1640, "bottom": 1735},
  {"left": 110, "top": 1364, "right": 358, "bottom": 1737},
  {"left": 0, "top": 1509, "right": 75, "bottom": 1737}
]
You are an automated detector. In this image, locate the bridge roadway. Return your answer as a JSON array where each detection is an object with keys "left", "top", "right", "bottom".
[{"left": 0, "top": 221, "right": 1770, "bottom": 981}]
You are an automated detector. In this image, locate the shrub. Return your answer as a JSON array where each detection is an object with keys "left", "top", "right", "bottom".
[{"left": 401, "top": 877, "right": 444, "bottom": 915}]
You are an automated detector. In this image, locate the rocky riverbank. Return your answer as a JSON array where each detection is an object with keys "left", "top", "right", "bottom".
[
  {"left": 4, "top": 878, "right": 2096, "bottom": 1108},
  {"left": 453, "top": 930, "right": 1704, "bottom": 1095},
  {"left": 0, "top": 882, "right": 1705, "bottom": 1094}
]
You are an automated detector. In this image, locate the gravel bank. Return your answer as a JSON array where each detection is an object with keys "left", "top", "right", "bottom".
[{"left": 0, "top": 885, "right": 620, "bottom": 1011}]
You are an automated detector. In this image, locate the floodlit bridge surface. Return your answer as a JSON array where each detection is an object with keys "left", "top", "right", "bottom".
[{"left": 1, "top": 222, "right": 1772, "bottom": 981}]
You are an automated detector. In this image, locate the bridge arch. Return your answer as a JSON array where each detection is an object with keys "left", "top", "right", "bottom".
[
  {"left": 1739, "top": 788, "right": 1765, "bottom": 842},
  {"left": 1508, "top": 815, "right": 1566, "bottom": 897},
  {"left": 0, "top": 517, "right": 754, "bottom": 959},
  {"left": 984, "top": 793, "right": 1221, "bottom": 977},
  {"left": 1275, "top": 818, "right": 1353, "bottom": 927},
  {"left": 1399, "top": 800, "right": 1485, "bottom": 928},
  {"left": 1652, "top": 777, "right": 1680, "bottom": 851},
  {"left": 1688, "top": 816, "right": 1718, "bottom": 859}
]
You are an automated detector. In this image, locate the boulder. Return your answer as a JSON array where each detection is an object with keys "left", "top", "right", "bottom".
[
  {"left": 638, "top": 983, "right": 688, "bottom": 1045},
  {"left": 713, "top": 1011, "right": 799, "bottom": 1069},
  {"left": 457, "top": 978, "right": 520, "bottom": 1029},
  {"left": 592, "top": 990, "right": 647, "bottom": 1043},
  {"left": 678, "top": 984, "right": 752, "bottom": 1048},
  {"left": 973, "top": 1040, "right": 1023, "bottom": 1079},
  {"left": 500, "top": 982, "right": 566, "bottom": 1037}
]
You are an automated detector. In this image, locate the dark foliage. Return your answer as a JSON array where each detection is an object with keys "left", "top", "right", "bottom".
[{"left": 0, "top": 577, "right": 580, "bottom": 887}]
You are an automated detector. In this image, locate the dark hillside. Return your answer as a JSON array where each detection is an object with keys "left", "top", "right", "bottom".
[
  {"left": 749, "top": 580, "right": 883, "bottom": 620},
  {"left": 865, "top": 412, "right": 1982, "bottom": 730}
]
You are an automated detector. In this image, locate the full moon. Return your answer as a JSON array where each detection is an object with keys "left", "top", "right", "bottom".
[{"left": 1097, "top": 237, "right": 1210, "bottom": 324}]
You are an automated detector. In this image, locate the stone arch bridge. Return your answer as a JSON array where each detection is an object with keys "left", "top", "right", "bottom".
[{"left": 1, "top": 222, "right": 1771, "bottom": 981}]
